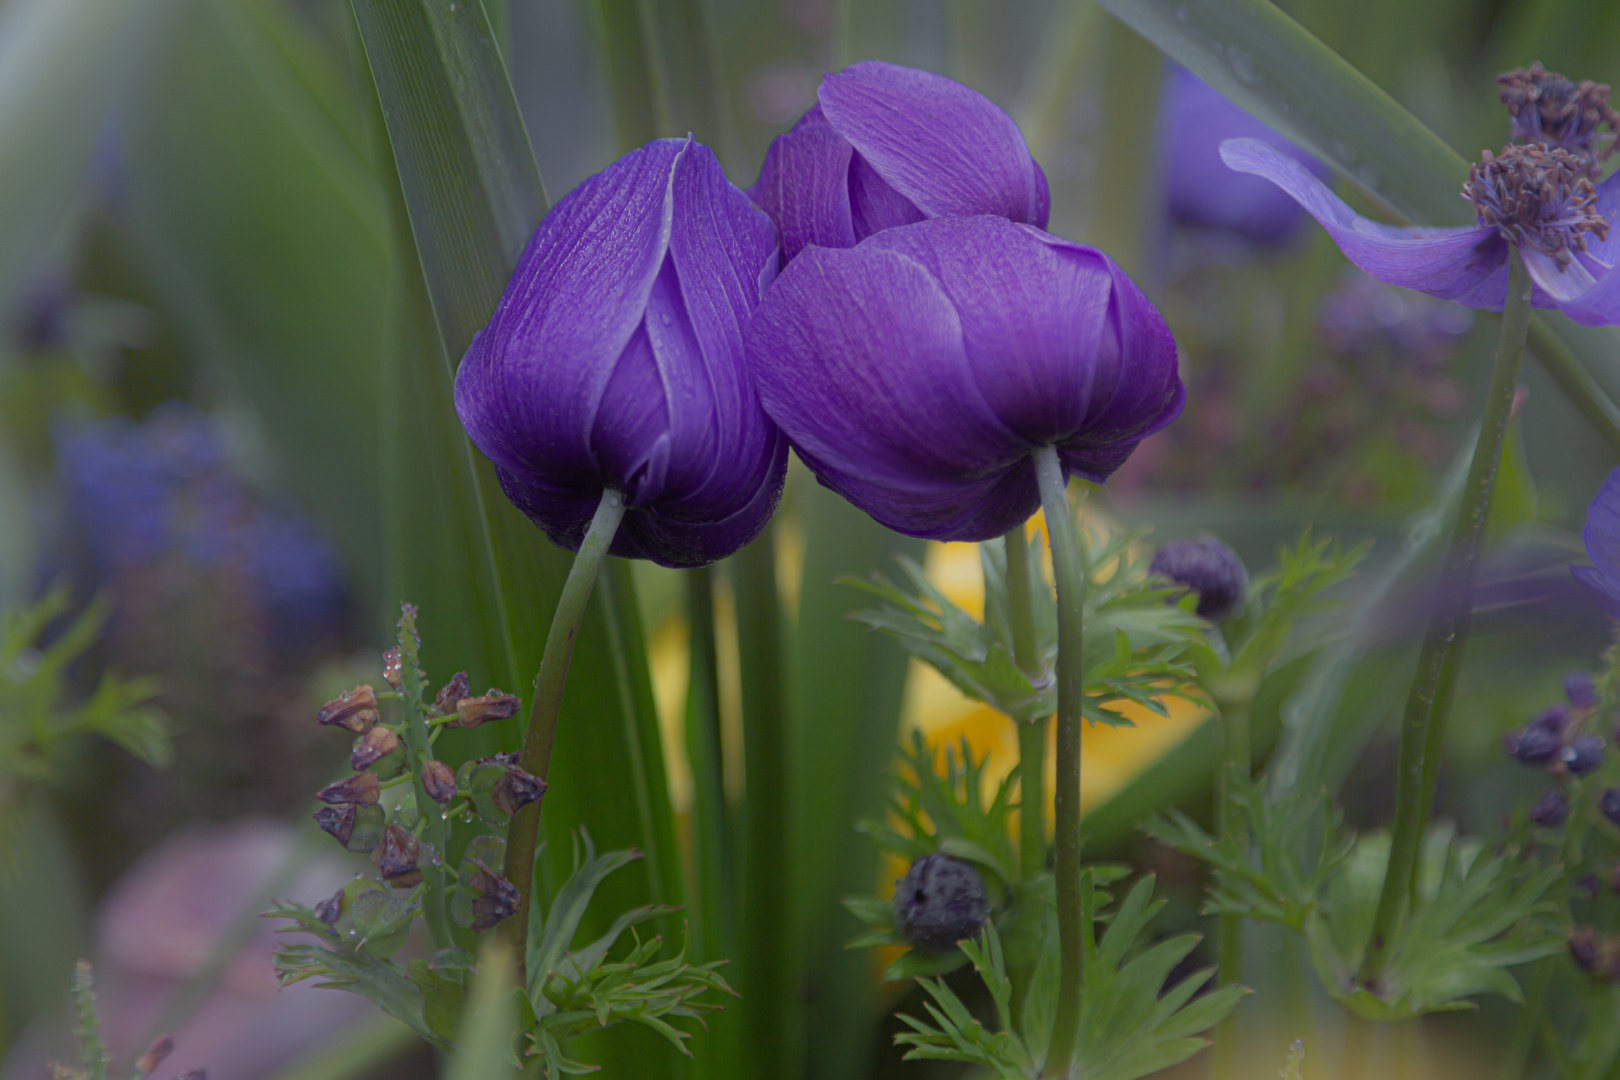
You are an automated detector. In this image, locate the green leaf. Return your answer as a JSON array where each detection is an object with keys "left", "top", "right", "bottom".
[
  {"left": 1092, "top": 0, "right": 1620, "bottom": 454},
  {"left": 527, "top": 832, "right": 643, "bottom": 1009}
]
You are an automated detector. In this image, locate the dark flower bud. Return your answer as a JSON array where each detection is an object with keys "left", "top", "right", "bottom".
[
  {"left": 492, "top": 766, "right": 546, "bottom": 816},
  {"left": 350, "top": 726, "right": 400, "bottom": 771},
  {"left": 313, "top": 804, "right": 356, "bottom": 846},
  {"left": 317, "top": 684, "right": 380, "bottom": 734},
  {"left": 314, "top": 887, "right": 344, "bottom": 926},
  {"left": 455, "top": 689, "right": 520, "bottom": 729},
  {"left": 434, "top": 671, "right": 471, "bottom": 715},
  {"left": 373, "top": 824, "right": 421, "bottom": 888},
  {"left": 466, "top": 860, "right": 521, "bottom": 932},
  {"left": 1149, "top": 536, "right": 1248, "bottom": 621},
  {"left": 382, "top": 646, "right": 403, "bottom": 690},
  {"left": 134, "top": 1035, "right": 175, "bottom": 1077},
  {"left": 1568, "top": 671, "right": 1600, "bottom": 710},
  {"left": 1503, "top": 725, "right": 1562, "bottom": 766},
  {"left": 892, "top": 853, "right": 990, "bottom": 952},
  {"left": 316, "top": 771, "right": 381, "bottom": 806},
  {"left": 1601, "top": 787, "right": 1620, "bottom": 826},
  {"left": 1530, "top": 789, "right": 1570, "bottom": 827},
  {"left": 1565, "top": 736, "right": 1606, "bottom": 776},
  {"left": 1571, "top": 926, "right": 1605, "bottom": 975},
  {"left": 1529, "top": 705, "right": 1571, "bottom": 735},
  {"left": 421, "top": 760, "right": 456, "bottom": 804},
  {"left": 1578, "top": 875, "right": 1603, "bottom": 900}
]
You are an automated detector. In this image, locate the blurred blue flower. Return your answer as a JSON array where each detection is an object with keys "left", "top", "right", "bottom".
[
  {"left": 1576, "top": 467, "right": 1620, "bottom": 616},
  {"left": 1156, "top": 67, "right": 1331, "bottom": 244}
]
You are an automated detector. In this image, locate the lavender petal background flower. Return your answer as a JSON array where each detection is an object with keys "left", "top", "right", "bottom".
[
  {"left": 744, "top": 214, "right": 1183, "bottom": 542},
  {"left": 1574, "top": 465, "right": 1620, "bottom": 616},
  {"left": 1157, "top": 67, "right": 1331, "bottom": 244},
  {"left": 1220, "top": 137, "right": 1620, "bottom": 325},
  {"left": 747, "top": 60, "right": 1050, "bottom": 266},
  {"left": 454, "top": 137, "right": 788, "bottom": 569}
]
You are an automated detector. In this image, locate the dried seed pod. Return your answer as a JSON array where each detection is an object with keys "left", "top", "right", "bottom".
[
  {"left": 434, "top": 671, "right": 471, "bottom": 715},
  {"left": 373, "top": 824, "right": 422, "bottom": 888},
  {"left": 421, "top": 760, "right": 457, "bottom": 804},
  {"left": 134, "top": 1035, "right": 176, "bottom": 1077},
  {"left": 492, "top": 766, "right": 546, "bottom": 815},
  {"left": 314, "top": 888, "right": 344, "bottom": 926},
  {"left": 350, "top": 726, "right": 400, "bottom": 771},
  {"left": 382, "top": 646, "right": 403, "bottom": 690},
  {"left": 316, "top": 771, "right": 381, "bottom": 806},
  {"left": 466, "top": 861, "right": 520, "bottom": 932},
  {"left": 455, "top": 689, "right": 521, "bottom": 728},
  {"left": 317, "top": 684, "right": 380, "bottom": 734},
  {"left": 313, "top": 804, "right": 357, "bottom": 846}
]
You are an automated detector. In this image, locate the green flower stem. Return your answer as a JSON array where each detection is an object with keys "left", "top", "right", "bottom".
[
  {"left": 1358, "top": 246, "right": 1531, "bottom": 985},
  {"left": 1004, "top": 525, "right": 1048, "bottom": 881},
  {"left": 1211, "top": 686, "right": 1254, "bottom": 1080},
  {"left": 1032, "top": 445, "right": 1085, "bottom": 1078},
  {"left": 396, "top": 613, "right": 455, "bottom": 949},
  {"left": 501, "top": 488, "right": 628, "bottom": 960}
]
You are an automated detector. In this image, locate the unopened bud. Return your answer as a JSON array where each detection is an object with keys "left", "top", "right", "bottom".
[
  {"left": 1603, "top": 788, "right": 1620, "bottom": 826},
  {"left": 317, "top": 684, "right": 380, "bottom": 734},
  {"left": 492, "top": 766, "right": 546, "bottom": 815},
  {"left": 316, "top": 772, "right": 381, "bottom": 806},
  {"left": 314, "top": 887, "right": 344, "bottom": 925},
  {"left": 1530, "top": 788, "right": 1570, "bottom": 827},
  {"left": 1565, "top": 736, "right": 1606, "bottom": 777},
  {"left": 1578, "top": 875, "right": 1603, "bottom": 900},
  {"left": 134, "top": 1035, "right": 175, "bottom": 1077},
  {"left": 456, "top": 689, "right": 520, "bottom": 728},
  {"left": 1529, "top": 705, "right": 1571, "bottom": 735},
  {"left": 373, "top": 824, "right": 421, "bottom": 888},
  {"left": 1572, "top": 926, "right": 1605, "bottom": 974},
  {"left": 1149, "top": 536, "right": 1248, "bottom": 621},
  {"left": 350, "top": 726, "right": 400, "bottom": 771},
  {"left": 313, "top": 804, "right": 356, "bottom": 846},
  {"left": 892, "top": 853, "right": 990, "bottom": 952},
  {"left": 434, "top": 671, "right": 471, "bottom": 715},
  {"left": 1568, "top": 671, "right": 1600, "bottom": 710},
  {"left": 421, "top": 760, "right": 456, "bottom": 804},
  {"left": 466, "top": 860, "right": 520, "bottom": 932},
  {"left": 1503, "top": 725, "right": 1562, "bottom": 766},
  {"left": 382, "top": 646, "right": 403, "bottom": 690}
]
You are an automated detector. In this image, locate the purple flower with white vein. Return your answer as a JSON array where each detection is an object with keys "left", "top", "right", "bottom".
[
  {"left": 747, "top": 60, "right": 1049, "bottom": 267},
  {"left": 1574, "top": 465, "right": 1620, "bottom": 616},
  {"left": 1219, "top": 137, "right": 1620, "bottom": 326},
  {"left": 454, "top": 137, "right": 788, "bottom": 568},
  {"left": 743, "top": 215, "right": 1183, "bottom": 542}
]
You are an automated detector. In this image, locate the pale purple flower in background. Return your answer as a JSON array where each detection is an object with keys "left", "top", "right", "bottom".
[{"left": 1574, "top": 466, "right": 1620, "bottom": 616}]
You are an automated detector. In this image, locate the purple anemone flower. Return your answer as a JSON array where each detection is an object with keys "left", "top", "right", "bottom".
[
  {"left": 743, "top": 214, "right": 1183, "bottom": 542},
  {"left": 454, "top": 137, "right": 788, "bottom": 568},
  {"left": 1220, "top": 137, "right": 1620, "bottom": 326},
  {"left": 1574, "top": 465, "right": 1620, "bottom": 615},
  {"left": 1157, "top": 66, "right": 1331, "bottom": 243},
  {"left": 747, "top": 60, "right": 1049, "bottom": 267}
]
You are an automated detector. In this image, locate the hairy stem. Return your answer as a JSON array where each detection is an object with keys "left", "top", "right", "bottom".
[
  {"left": 1358, "top": 246, "right": 1530, "bottom": 984},
  {"left": 1004, "top": 525, "right": 1049, "bottom": 880},
  {"left": 1032, "top": 446, "right": 1085, "bottom": 1077},
  {"left": 501, "top": 489, "right": 627, "bottom": 959}
]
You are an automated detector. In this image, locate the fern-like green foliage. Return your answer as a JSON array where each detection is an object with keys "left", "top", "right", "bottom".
[
  {"left": 894, "top": 876, "right": 1243, "bottom": 1080},
  {"left": 843, "top": 519, "right": 1205, "bottom": 727}
]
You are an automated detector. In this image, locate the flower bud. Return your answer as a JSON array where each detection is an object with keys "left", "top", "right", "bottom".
[
  {"left": 1601, "top": 787, "right": 1620, "bottom": 826},
  {"left": 314, "top": 887, "right": 344, "bottom": 926},
  {"left": 317, "top": 684, "right": 380, "bottom": 734},
  {"left": 892, "top": 853, "right": 990, "bottom": 953},
  {"left": 313, "top": 804, "right": 356, "bottom": 846},
  {"left": 421, "top": 760, "right": 456, "bottom": 804},
  {"left": 1571, "top": 926, "right": 1605, "bottom": 975},
  {"left": 382, "top": 646, "right": 403, "bottom": 690},
  {"left": 1531, "top": 704, "right": 1571, "bottom": 735},
  {"left": 455, "top": 689, "right": 520, "bottom": 729},
  {"left": 1503, "top": 725, "right": 1562, "bottom": 765},
  {"left": 1530, "top": 789, "right": 1570, "bottom": 827},
  {"left": 1565, "top": 736, "right": 1606, "bottom": 776},
  {"left": 135, "top": 1035, "right": 175, "bottom": 1077},
  {"left": 434, "top": 671, "right": 471, "bottom": 715},
  {"left": 373, "top": 824, "right": 421, "bottom": 888},
  {"left": 1149, "top": 536, "right": 1248, "bottom": 621},
  {"left": 1578, "top": 875, "right": 1602, "bottom": 900},
  {"left": 350, "top": 726, "right": 400, "bottom": 771},
  {"left": 316, "top": 771, "right": 381, "bottom": 806},
  {"left": 1568, "top": 671, "right": 1600, "bottom": 710},
  {"left": 492, "top": 766, "right": 546, "bottom": 816},
  {"left": 465, "top": 860, "right": 520, "bottom": 932}
]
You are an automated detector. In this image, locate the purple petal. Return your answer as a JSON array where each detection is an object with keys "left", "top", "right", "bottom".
[
  {"left": 819, "top": 60, "right": 1048, "bottom": 229},
  {"left": 456, "top": 139, "right": 682, "bottom": 484},
  {"left": 1583, "top": 466, "right": 1620, "bottom": 587},
  {"left": 747, "top": 116, "right": 855, "bottom": 265},
  {"left": 1580, "top": 169, "right": 1620, "bottom": 268},
  {"left": 1219, "top": 138, "right": 1510, "bottom": 308},
  {"left": 848, "top": 152, "right": 925, "bottom": 240},
  {"left": 1572, "top": 563, "right": 1620, "bottom": 618}
]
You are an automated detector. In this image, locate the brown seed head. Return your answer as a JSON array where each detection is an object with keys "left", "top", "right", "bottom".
[
  {"left": 421, "top": 760, "right": 457, "bottom": 804},
  {"left": 455, "top": 688, "right": 521, "bottom": 728},
  {"left": 382, "top": 646, "right": 403, "bottom": 690},
  {"left": 313, "top": 804, "right": 357, "bottom": 845},
  {"left": 492, "top": 766, "right": 547, "bottom": 816},
  {"left": 350, "top": 726, "right": 400, "bottom": 771},
  {"left": 1464, "top": 143, "right": 1608, "bottom": 268},
  {"left": 314, "top": 887, "right": 344, "bottom": 926},
  {"left": 373, "top": 823, "right": 421, "bottom": 887},
  {"left": 466, "top": 860, "right": 520, "bottom": 932},
  {"left": 1498, "top": 62, "right": 1620, "bottom": 171},
  {"left": 434, "top": 671, "right": 471, "bottom": 715},
  {"left": 316, "top": 771, "right": 381, "bottom": 806},
  {"left": 317, "top": 684, "right": 380, "bottom": 734}
]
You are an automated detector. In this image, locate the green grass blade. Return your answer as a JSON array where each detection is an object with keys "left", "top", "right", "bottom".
[{"left": 445, "top": 944, "right": 519, "bottom": 1080}]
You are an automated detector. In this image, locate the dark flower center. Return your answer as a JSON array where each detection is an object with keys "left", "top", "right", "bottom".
[
  {"left": 1463, "top": 144, "right": 1608, "bottom": 269},
  {"left": 1496, "top": 62, "right": 1620, "bottom": 171}
]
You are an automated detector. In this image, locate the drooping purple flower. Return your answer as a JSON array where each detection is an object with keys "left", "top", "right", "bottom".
[
  {"left": 1219, "top": 137, "right": 1620, "bottom": 326},
  {"left": 454, "top": 137, "right": 788, "bottom": 568},
  {"left": 1157, "top": 66, "right": 1332, "bottom": 243},
  {"left": 747, "top": 60, "right": 1049, "bottom": 267},
  {"left": 1574, "top": 466, "right": 1620, "bottom": 615},
  {"left": 744, "top": 215, "right": 1183, "bottom": 542}
]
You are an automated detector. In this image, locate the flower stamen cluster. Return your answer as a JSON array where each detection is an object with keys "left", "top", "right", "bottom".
[
  {"left": 1463, "top": 144, "right": 1608, "bottom": 270},
  {"left": 1497, "top": 62, "right": 1620, "bottom": 170}
]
